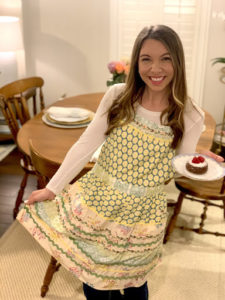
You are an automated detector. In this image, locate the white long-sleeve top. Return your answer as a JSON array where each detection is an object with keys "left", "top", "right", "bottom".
[{"left": 46, "top": 84, "right": 204, "bottom": 195}]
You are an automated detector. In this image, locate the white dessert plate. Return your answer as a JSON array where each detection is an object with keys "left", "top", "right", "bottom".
[{"left": 172, "top": 153, "right": 225, "bottom": 181}]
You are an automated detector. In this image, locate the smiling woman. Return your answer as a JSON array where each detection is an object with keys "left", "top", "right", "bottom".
[{"left": 15, "top": 25, "right": 211, "bottom": 300}]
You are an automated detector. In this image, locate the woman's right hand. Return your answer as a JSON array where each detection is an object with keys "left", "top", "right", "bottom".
[{"left": 25, "top": 188, "right": 56, "bottom": 205}]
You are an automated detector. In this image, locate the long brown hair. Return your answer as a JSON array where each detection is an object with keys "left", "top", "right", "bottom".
[{"left": 105, "top": 25, "right": 188, "bottom": 149}]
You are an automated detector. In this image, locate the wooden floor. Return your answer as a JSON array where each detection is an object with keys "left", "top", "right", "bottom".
[{"left": 0, "top": 147, "right": 37, "bottom": 237}]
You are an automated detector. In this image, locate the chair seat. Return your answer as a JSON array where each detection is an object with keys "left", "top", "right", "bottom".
[
  {"left": 175, "top": 176, "right": 225, "bottom": 200},
  {"left": 0, "top": 117, "right": 13, "bottom": 141}
]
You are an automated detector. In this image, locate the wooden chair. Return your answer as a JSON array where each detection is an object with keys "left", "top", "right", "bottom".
[
  {"left": 0, "top": 76, "right": 44, "bottom": 114},
  {"left": 29, "top": 139, "right": 61, "bottom": 297},
  {"left": 0, "top": 77, "right": 45, "bottom": 218},
  {"left": 164, "top": 175, "right": 225, "bottom": 243},
  {"left": 0, "top": 78, "right": 42, "bottom": 142}
]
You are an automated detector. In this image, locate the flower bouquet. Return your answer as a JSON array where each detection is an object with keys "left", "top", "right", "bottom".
[{"left": 106, "top": 60, "right": 130, "bottom": 86}]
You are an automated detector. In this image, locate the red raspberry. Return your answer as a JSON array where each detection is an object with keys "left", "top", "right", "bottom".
[
  {"left": 198, "top": 156, "right": 205, "bottom": 163},
  {"left": 192, "top": 157, "right": 200, "bottom": 164}
]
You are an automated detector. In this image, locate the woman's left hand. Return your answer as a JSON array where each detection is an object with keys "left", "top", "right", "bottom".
[{"left": 199, "top": 150, "right": 224, "bottom": 163}]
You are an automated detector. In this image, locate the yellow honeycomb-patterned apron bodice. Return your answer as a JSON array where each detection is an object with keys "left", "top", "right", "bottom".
[{"left": 78, "top": 114, "right": 175, "bottom": 226}]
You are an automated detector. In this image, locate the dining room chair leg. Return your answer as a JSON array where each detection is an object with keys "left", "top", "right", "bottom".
[
  {"left": 222, "top": 200, "right": 225, "bottom": 219},
  {"left": 219, "top": 177, "right": 225, "bottom": 219},
  {"left": 163, "top": 191, "right": 185, "bottom": 244},
  {"left": 41, "top": 256, "right": 61, "bottom": 297},
  {"left": 198, "top": 200, "right": 209, "bottom": 234},
  {"left": 13, "top": 171, "right": 29, "bottom": 219}
]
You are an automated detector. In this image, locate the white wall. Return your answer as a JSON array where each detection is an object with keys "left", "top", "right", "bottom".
[
  {"left": 21, "top": 0, "right": 110, "bottom": 104},
  {"left": 202, "top": 0, "right": 225, "bottom": 124}
]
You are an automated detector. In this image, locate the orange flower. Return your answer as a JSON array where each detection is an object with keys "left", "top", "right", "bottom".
[{"left": 115, "top": 62, "right": 125, "bottom": 74}]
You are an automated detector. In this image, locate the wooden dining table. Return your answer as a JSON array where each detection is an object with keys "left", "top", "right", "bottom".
[{"left": 17, "top": 93, "right": 216, "bottom": 170}]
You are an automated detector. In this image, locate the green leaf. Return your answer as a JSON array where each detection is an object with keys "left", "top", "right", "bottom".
[
  {"left": 211, "top": 57, "right": 225, "bottom": 66},
  {"left": 106, "top": 73, "right": 126, "bottom": 86},
  {"left": 106, "top": 80, "right": 114, "bottom": 86}
]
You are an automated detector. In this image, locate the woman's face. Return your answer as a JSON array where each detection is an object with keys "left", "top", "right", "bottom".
[{"left": 138, "top": 39, "right": 174, "bottom": 94}]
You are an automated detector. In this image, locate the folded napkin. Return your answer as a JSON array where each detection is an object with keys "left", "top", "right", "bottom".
[{"left": 47, "top": 107, "right": 89, "bottom": 119}]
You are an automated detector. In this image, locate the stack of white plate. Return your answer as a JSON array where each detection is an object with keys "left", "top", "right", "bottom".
[{"left": 42, "top": 107, "right": 94, "bottom": 128}]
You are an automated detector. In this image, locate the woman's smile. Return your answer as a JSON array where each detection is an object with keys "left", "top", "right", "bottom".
[{"left": 149, "top": 76, "right": 165, "bottom": 85}]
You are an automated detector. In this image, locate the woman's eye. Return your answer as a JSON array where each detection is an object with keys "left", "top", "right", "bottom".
[
  {"left": 141, "top": 58, "right": 150, "bottom": 62},
  {"left": 162, "top": 57, "right": 171, "bottom": 61}
]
